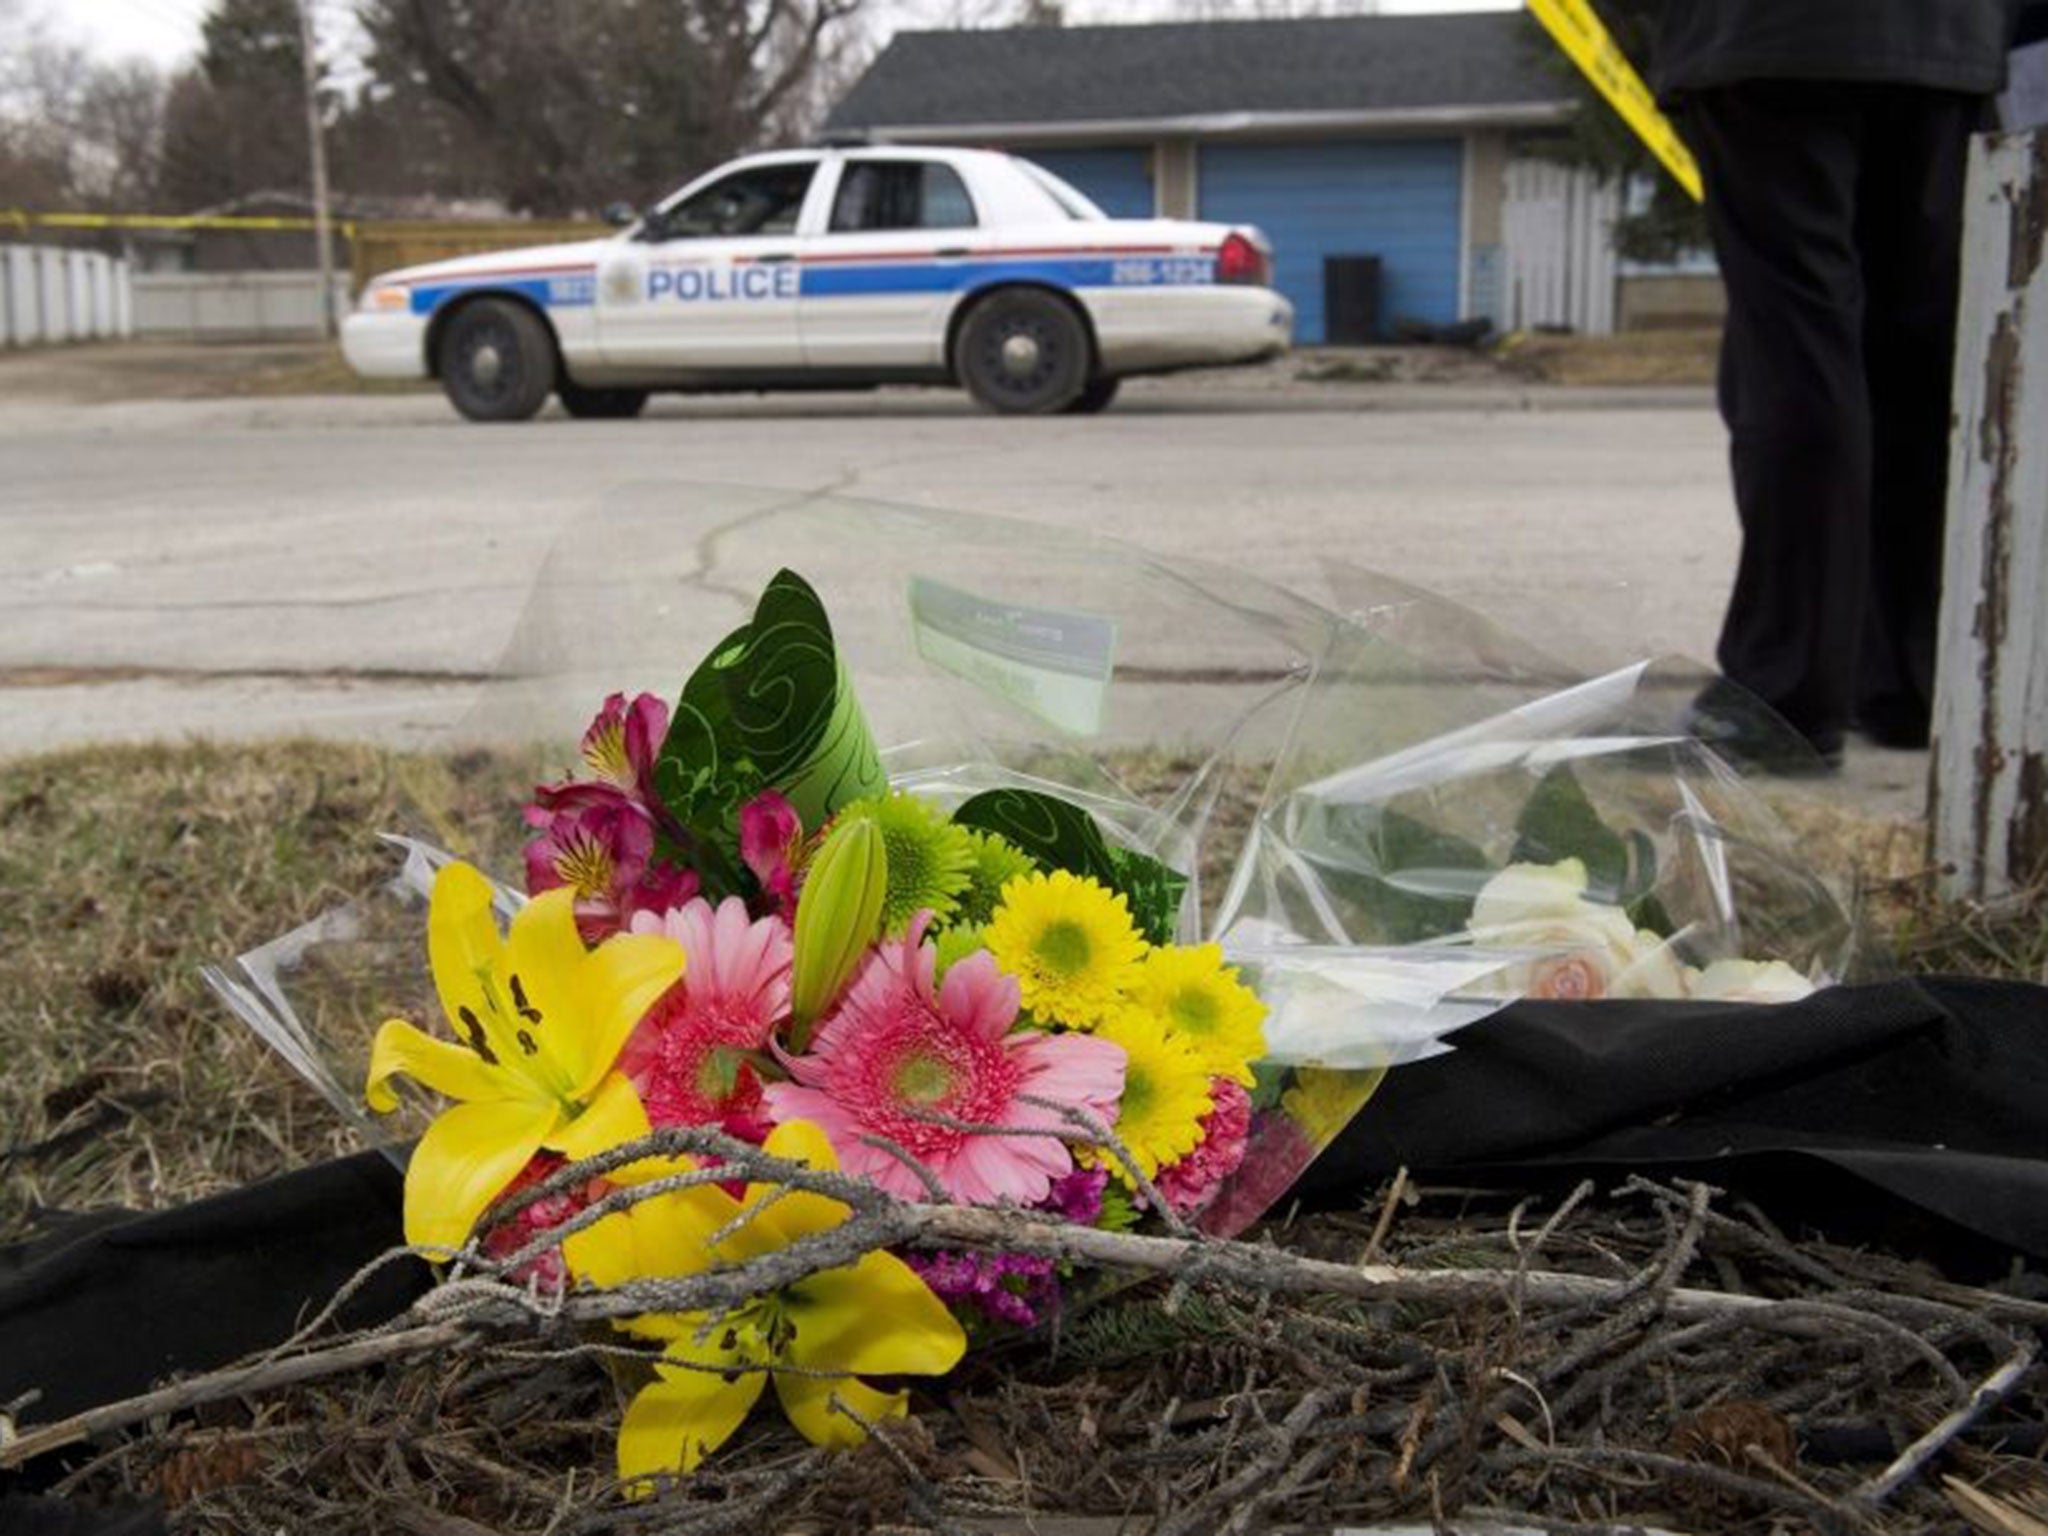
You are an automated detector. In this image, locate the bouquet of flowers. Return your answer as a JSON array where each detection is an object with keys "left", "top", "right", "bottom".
[
  {"left": 207, "top": 492, "right": 1857, "bottom": 1494},
  {"left": 352, "top": 567, "right": 1294, "bottom": 1485}
]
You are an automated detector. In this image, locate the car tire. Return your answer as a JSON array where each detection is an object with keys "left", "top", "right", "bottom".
[
  {"left": 558, "top": 381, "right": 649, "bottom": 420},
  {"left": 956, "top": 288, "right": 1090, "bottom": 414},
  {"left": 1061, "top": 376, "right": 1120, "bottom": 414},
  {"left": 438, "top": 298, "right": 556, "bottom": 423}
]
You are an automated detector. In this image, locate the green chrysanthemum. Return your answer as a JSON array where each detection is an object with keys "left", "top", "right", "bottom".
[
  {"left": 953, "top": 829, "right": 1039, "bottom": 927},
  {"left": 838, "top": 791, "right": 975, "bottom": 934}
]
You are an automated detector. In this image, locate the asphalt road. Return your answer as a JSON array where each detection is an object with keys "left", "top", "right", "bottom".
[{"left": 0, "top": 381, "right": 1927, "bottom": 817}]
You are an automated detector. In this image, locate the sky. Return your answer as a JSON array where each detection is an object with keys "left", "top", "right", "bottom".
[{"left": 59, "top": 0, "right": 1520, "bottom": 72}]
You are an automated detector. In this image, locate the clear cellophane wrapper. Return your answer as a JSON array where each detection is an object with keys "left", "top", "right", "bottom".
[{"left": 208, "top": 487, "right": 1860, "bottom": 1240}]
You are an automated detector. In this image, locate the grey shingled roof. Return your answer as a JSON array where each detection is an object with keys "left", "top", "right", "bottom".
[{"left": 828, "top": 12, "right": 1566, "bottom": 132}]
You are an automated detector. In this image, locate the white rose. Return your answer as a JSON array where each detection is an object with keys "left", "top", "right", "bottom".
[
  {"left": 1470, "top": 859, "right": 1682, "bottom": 1001},
  {"left": 1607, "top": 930, "right": 1692, "bottom": 1001},
  {"left": 1471, "top": 858, "right": 1600, "bottom": 929},
  {"left": 1687, "top": 958, "right": 1817, "bottom": 1005}
]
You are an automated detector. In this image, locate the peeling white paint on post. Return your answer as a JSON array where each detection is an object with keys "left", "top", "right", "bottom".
[{"left": 1932, "top": 128, "right": 2048, "bottom": 899}]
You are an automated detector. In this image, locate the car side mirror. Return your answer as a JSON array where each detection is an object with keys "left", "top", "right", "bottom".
[{"left": 601, "top": 200, "right": 638, "bottom": 229}]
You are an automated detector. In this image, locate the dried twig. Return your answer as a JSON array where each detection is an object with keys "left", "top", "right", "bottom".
[
  {"left": 0, "top": 1321, "right": 477, "bottom": 1468},
  {"left": 1853, "top": 1343, "right": 2041, "bottom": 1506},
  {"left": 1357, "top": 1165, "right": 1409, "bottom": 1266}
]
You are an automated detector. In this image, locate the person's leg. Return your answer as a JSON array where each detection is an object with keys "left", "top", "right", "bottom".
[
  {"left": 1854, "top": 88, "right": 1981, "bottom": 748},
  {"left": 1684, "top": 82, "right": 1869, "bottom": 756}
]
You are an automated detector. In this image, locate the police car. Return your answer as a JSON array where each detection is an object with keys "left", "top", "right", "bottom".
[{"left": 341, "top": 145, "right": 1292, "bottom": 421}]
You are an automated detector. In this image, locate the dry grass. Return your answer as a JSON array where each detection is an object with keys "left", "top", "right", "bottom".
[
  {"left": 0, "top": 741, "right": 524, "bottom": 1243},
  {"left": 1500, "top": 327, "right": 1722, "bottom": 387},
  {"left": 0, "top": 340, "right": 431, "bottom": 404}
]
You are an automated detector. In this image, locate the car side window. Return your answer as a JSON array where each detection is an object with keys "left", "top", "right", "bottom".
[
  {"left": 828, "top": 161, "right": 978, "bottom": 233},
  {"left": 655, "top": 163, "right": 815, "bottom": 240}
]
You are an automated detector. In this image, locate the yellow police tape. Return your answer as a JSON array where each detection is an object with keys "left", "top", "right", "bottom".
[
  {"left": 1525, "top": 0, "right": 1704, "bottom": 203},
  {"left": 4, "top": 210, "right": 359, "bottom": 236}
]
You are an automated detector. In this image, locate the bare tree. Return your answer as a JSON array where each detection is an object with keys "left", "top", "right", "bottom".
[
  {"left": 0, "top": 2, "right": 168, "bottom": 211},
  {"left": 685, "top": 0, "right": 867, "bottom": 155},
  {"left": 157, "top": 0, "right": 312, "bottom": 209},
  {"left": 356, "top": 0, "right": 866, "bottom": 218},
  {"left": 77, "top": 61, "right": 168, "bottom": 209}
]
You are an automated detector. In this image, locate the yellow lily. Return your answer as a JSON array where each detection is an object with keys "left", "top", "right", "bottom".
[
  {"left": 367, "top": 861, "right": 685, "bottom": 1251},
  {"left": 564, "top": 1120, "right": 967, "bottom": 1488}
]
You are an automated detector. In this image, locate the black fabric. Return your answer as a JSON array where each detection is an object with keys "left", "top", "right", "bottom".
[
  {"left": 0, "top": 1494, "right": 166, "bottom": 1536},
  {"left": 1305, "top": 977, "right": 2048, "bottom": 1269},
  {"left": 0, "top": 1150, "right": 425, "bottom": 1432},
  {"left": 1654, "top": 0, "right": 2016, "bottom": 98},
  {"left": 1677, "top": 81, "right": 1979, "bottom": 745}
]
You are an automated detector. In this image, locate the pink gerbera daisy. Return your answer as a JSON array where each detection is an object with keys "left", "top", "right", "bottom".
[
  {"left": 621, "top": 897, "right": 793, "bottom": 1140},
  {"left": 764, "top": 915, "right": 1126, "bottom": 1205}
]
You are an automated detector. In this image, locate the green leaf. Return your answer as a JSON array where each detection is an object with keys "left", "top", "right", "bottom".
[
  {"left": 1248, "top": 1061, "right": 1289, "bottom": 1111},
  {"left": 952, "top": 788, "right": 1121, "bottom": 887},
  {"left": 1510, "top": 765, "right": 1660, "bottom": 917},
  {"left": 651, "top": 570, "right": 886, "bottom": 869},
  {"left": 952, "top": 788, "right": 1187, "bottom": 943},
  {"left": 1306, "top": 804, "right": 1493, "bottom": 943},
  {"left": 1107, "top": 847, "right": 1188, "bottom": 947},
  {"left": 1094, "top": 1180, "right": 1142, "bottom": 1233}
]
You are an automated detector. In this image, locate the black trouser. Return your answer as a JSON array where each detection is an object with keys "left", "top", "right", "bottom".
[{"left": 1682, "top": 81, "right": 1980, "bottom": 746}]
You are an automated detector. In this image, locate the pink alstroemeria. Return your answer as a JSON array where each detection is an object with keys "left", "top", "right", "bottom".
[
  {"left": 764, "top": 916, "right": 1126, "bottom": 1206},
  {"left": 580, "top": 691, "right": 669, "bottom": 802},
  {"left": 524, "top": 783, "right": 697, "bottom": 942},
  {"left": 739, "top": 789, "right": 804, "bottom": 916}
]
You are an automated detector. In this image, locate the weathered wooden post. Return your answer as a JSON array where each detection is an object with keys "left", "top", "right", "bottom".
[{"left": 1931, "top": 128, "right": 2048, "bottom": 900}]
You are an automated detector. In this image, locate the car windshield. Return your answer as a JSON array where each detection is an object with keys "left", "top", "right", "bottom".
[{"left": 1015, "top": 160, "right": 1106, "bottom": 221}]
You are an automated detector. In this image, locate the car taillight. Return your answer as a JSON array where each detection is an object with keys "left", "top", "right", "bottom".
[{"left": 1216, "top": 231, "right": 1267, "bottom": 286}]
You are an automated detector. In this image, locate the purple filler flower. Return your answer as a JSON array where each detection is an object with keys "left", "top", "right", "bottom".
[
  {"left": 1042, "top": 1165, "right": 1109, "bottom": 1226},
  {"left": 906, "top": 1165, "right": 1108, "bottom": 1328},
  {"left": 907, "top": 1249, "right": 1061, "bottom": 1329}
]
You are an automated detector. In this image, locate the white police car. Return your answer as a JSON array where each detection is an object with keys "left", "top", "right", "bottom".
[{"left": 341, "top": 145, "right": 1292, "bottom": 421}]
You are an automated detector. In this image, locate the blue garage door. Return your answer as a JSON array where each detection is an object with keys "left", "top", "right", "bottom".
[
  {"left": 1020, "top": 147, "right": 1156, "bottom": 220},
  {"left": 1199, "top": 139, "right": 1463, "bottom": 343}
]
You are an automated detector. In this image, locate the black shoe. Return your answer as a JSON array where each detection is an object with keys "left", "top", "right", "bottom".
[
  {"left": 1682, "top": 692, "right": 1844, "bottom": 778},
  {"left": 1855, "top": 702, "right": 1931, "bottom": 751}
]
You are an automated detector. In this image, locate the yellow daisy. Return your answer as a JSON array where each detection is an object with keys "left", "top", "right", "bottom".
[
  {"left": 1093, "top": 1008, "right": 1213, "bottom": 1181},
  {"left": 984, "top": 869, "right": 1147, "bottom": 1028},
  {"left": 1128, "top": 944, "right": 1267, "bottom": 1087}
]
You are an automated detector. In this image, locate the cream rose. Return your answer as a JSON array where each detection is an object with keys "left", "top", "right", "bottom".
[
  {"left": 1686, "top": 958, "right": 1817, "bottom": 1004},
  {"left": 1469, "top": 858, "right": 1687, "bottom": 1002}
]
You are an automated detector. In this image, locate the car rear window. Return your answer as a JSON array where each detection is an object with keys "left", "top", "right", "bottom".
[
  {"left": 1015, "top": 161, "right": 1106, "bottom": 221},
  {"left": 829, "top": 161, "right": 979, "bottom": 232}
]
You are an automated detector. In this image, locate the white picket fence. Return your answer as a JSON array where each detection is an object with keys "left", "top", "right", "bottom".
[
  {"left": 1, "top": 246, "right": 134, "bottom": 347},
  {"left": 1500, "top": 159, "right": 1621, "bottom": 336}
]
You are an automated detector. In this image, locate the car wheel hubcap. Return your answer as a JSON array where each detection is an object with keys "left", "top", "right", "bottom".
[
  {"left": 999, "top": 331, "right": 1042, "bottom": 378},
  {"left": 470, "top": 343, "right": 504, "bottom": 389}
]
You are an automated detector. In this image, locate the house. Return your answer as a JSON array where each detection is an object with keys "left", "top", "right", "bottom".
[{"left": 827, "top": 12, "right": 1586, "bottom": 343}]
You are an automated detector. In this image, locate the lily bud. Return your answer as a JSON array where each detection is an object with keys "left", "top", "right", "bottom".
[{"left": 788, "top": 816, "right": 886, "bottom": 1044}]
